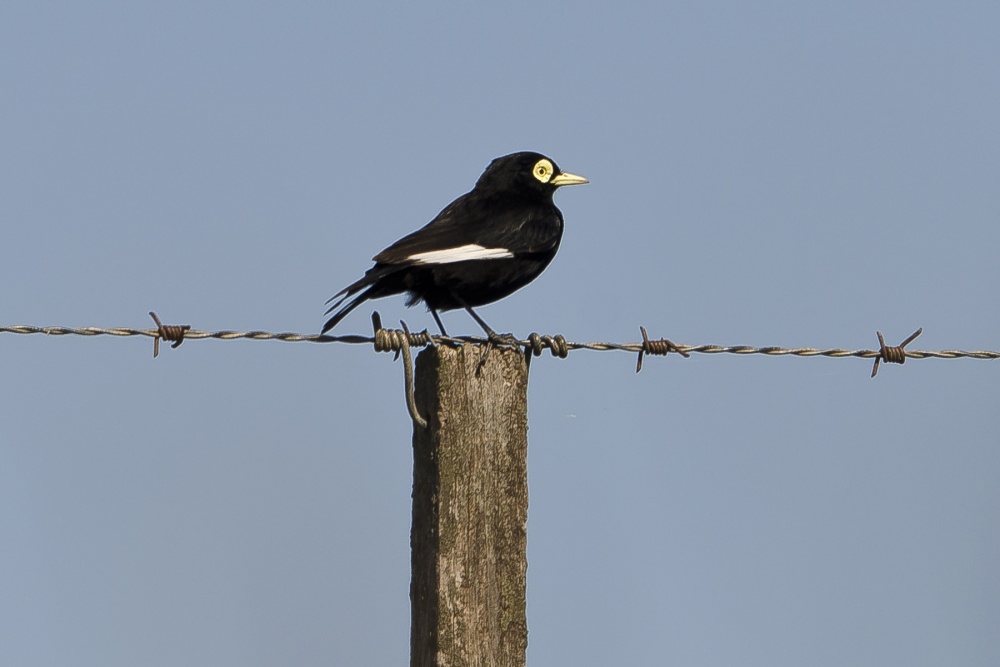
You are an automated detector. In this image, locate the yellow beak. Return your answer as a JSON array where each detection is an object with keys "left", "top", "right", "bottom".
[{"left": 550, "top": 171, "right": 589, "bottom": 186}]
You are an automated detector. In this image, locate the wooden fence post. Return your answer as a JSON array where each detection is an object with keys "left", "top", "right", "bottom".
[{"left": 410, "top": 344, "right": 529, "bottom": 667}]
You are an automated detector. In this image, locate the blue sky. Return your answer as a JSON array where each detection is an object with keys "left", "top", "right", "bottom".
[{"left": 2, "top": 3, "right": 998, "bottom": 665}]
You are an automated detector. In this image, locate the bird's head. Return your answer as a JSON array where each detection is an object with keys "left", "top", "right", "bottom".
[{"left": 475, "top": 151, "right": 588, "bottom": 201}]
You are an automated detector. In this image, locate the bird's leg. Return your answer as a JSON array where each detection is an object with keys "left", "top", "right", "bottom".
[
  {"left": 462, "top": 304, "right": 495, "bottom": 337},
  {"left": 460, "top": 303, "right": 519, "bottom": 349},
  {"left": 454, "top": 302, "right": 515, "bottom": 376},
  {"left": 430, "top": 309, "right": 449, "bottom": 336}
]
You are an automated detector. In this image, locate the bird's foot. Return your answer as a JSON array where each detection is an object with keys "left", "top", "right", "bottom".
[
  {"left": 486, "top": 331, "right": 521, "bottom": 349},
  {"left": 474, "top": 331, "right": 521, "bottom": 377}
]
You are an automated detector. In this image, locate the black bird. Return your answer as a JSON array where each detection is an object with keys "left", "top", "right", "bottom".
[{"left": 321, "top": 151, "right": 587, "bottom": 336}]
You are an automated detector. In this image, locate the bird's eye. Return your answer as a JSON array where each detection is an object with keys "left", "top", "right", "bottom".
[{"left": 532, "top": 159, "right": 554, "bottom": 183}]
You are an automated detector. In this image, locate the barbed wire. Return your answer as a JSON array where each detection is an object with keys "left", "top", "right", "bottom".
[
  {"left": 2, "top": 312, "right": 997, "bottom": 377},
  {"left": 6, "top": 311, "right": 997, "bottom": 429}
]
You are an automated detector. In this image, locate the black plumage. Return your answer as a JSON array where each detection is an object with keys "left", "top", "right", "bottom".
[{"left": 321, "top": 151, "right": 587, "bottom": 335}]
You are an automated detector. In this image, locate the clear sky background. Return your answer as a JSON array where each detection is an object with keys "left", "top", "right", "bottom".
[{"left": 2, "top": 3, "right": 998, "bottom": 665}]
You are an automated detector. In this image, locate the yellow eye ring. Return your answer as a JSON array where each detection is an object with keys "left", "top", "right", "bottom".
[{"left": 532, "top": 159, "right": 554, "bottom": 183}]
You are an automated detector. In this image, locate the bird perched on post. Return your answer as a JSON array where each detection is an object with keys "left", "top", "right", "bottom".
[{"left": 321, "top": 151, "right": 587, "bottom": 336}]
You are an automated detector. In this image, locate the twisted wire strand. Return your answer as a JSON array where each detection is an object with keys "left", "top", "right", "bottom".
[
  {"left": 0, "top": 324, "right": 366, "bottom": 344},
  {"left": 7, "top": 317, "right": 993, "bottom": 432},
  {"left": 3, "top": 323, "right": 997, "bottom": 362}
]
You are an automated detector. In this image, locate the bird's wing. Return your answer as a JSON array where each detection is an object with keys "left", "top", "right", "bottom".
[
  {"left": 486, "top": 206, "right": 563, "bottom": 256},
  {"left": 373, "top": 196, "right": 562, "bottom": 265}
]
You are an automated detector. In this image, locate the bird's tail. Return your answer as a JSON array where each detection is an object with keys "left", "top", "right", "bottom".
[
  {"left": 321, "top": 285, "right": 374, "bottom": 334},
  {"left": 322, "top": 263, "right": 406, "bottom": 334}
]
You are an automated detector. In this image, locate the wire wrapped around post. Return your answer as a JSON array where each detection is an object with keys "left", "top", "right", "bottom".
[
  {"left": 371, "top": 312, "right": 429, "bottom": 429},
  {"left": 523, "top": 332, "right": 569, "bottom": 371}
]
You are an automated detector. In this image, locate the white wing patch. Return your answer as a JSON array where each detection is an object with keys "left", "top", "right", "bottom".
[{"left": 408, "top": 244, "right": 514, "bottom": 265}]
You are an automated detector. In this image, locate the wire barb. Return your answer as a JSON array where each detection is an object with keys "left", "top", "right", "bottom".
[
  {"left": 148, "top": 311, "right": 190, "bottom": 358},
  {"left": 636, "top": 326, "right": 690, "bottom": 373},
  {"left": 871, "top": 328, "right": 923, "bottom": 378}
]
